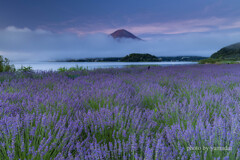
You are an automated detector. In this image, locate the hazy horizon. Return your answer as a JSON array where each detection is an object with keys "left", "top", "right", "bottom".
[{"left": 1, "top": 0, "right": 240, "bottom": 61}]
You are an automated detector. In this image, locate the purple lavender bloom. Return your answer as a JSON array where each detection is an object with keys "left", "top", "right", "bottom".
[{"left": 0, "top": 65, "right": 240, "bottom": 159}]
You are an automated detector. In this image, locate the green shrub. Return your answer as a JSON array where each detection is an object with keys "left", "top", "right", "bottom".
[
  {"left": 198, "top": 58, "right": 221, "bottom": 64},
  {"left": 18, "top": 66, "right": 33, "bottom": 72},
  {"left": 199, "top": 58, "right": 240, "bottom": 64},
  {"left": 57, "top": 65, "right": 87, "bottom": 72},
  {"left": 0, "top": 55, "right": 15, "bottom": 72}
]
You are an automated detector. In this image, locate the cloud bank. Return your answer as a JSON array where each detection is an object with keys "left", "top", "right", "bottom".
[{"left": 0, "top": 26, "right": 240, "bottom": 61}]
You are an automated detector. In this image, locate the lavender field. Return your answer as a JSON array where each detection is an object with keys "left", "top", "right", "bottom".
[{"left": 0, "top": 64, "right": 240, "bottom": 160}]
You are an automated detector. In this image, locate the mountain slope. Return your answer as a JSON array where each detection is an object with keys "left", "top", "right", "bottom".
[
  {"left": 110, "top": 29, "right": 141, "bottom": 40},
  {"left": 211, "top": 42, "right": 240, "bottom": 59}
]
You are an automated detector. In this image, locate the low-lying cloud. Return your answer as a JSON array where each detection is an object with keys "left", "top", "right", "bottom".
[{"left": 0, "top": 26, "right": 240, "bottom": 61}]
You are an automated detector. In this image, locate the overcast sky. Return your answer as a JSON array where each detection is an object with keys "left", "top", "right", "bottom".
[{"left": 1, "top": 0, "right": 240, "bottom": 61}]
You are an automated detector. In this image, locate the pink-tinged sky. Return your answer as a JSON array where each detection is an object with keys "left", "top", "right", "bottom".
[{"left": 0, "top": 0, "right": 240, "bottom": 61}]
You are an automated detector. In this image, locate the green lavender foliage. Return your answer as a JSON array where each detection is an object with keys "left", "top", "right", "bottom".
[{"left": 0, "top": 65, "right": 239, "bottom": 159}]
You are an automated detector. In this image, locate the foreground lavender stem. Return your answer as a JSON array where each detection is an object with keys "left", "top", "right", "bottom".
[{"left": 0, "top": 65, "right": 239, "bottom": 159}]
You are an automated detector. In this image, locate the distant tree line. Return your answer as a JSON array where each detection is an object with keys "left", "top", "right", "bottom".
[
  {"left": 159, "top": 56, "right": 207, "bottom": 62},
  {"left": 60, "top": 54, "right": 207, "bottom": 62},
  {"left": 120, "top": 53, "right": 160, "bottom": 62}
]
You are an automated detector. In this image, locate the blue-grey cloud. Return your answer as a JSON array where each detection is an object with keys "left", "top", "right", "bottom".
[
  {"left": 1, "top": 0, "right": 240, "bottom": 34},
  {"left": 1, "top": 26, "right": 240, "bottom": 61}
]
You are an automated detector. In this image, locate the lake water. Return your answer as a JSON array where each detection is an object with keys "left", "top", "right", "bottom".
[{"left": 11, "top": 61, "right": 198, "bottom": 71}]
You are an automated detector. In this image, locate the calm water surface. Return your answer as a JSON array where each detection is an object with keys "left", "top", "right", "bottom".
[{"left": 11, "top": 61, "right": 198, "bottom": 71}]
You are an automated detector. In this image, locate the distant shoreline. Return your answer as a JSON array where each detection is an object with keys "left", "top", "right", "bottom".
[
  {"left": 55, "top": 56, "right": 208, "bottom": 62},
  {"left": 11, "top": 61, "right": 198, "bottom": 71}
]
